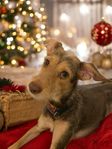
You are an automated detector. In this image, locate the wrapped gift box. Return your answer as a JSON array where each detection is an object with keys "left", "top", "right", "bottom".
[{"left": 0, "top": 91, "right": 45, "bottom": 130}]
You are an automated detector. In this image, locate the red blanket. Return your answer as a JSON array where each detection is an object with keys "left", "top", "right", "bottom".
[{"left": 0, "top": 113, "right": 112, "bottom": 149}]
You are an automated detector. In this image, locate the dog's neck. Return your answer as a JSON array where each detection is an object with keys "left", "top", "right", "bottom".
[
  {"left": 46, "top": 88, "right": 76, "bottom": 118},
  {"left": 46, "top": 100, "right": 67, "bottom": 118}
]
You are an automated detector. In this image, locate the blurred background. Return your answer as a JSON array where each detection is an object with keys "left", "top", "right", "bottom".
[{"left": 0, "top": 0, "right": 112, "bottom": 70}]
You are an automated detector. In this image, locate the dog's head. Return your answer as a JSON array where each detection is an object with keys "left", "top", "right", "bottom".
[{"left": 28, "top": 39, "right": 107, "bottom": 102}]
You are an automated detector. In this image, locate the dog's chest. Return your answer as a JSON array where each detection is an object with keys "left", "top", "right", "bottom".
[
  {"left": 48, "top": 121, "right": 54, "bottom": 132},
  {"left": 44, "top": 117, "right": 54, "bottom": 132}
]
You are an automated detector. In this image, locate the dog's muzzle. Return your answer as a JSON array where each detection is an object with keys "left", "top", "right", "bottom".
[{"left": 29, "top": 81, "right": 42, "bottom": 94}]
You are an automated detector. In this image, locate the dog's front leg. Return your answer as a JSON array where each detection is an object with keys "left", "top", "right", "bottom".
[
  {"left": 8, "top": 114, "right": 50, "bottom": 149},
  {"left": 50, "top": 120, "right": 73, "bottom": 149}
]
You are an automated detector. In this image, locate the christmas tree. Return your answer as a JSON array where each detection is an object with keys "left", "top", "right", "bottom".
[{"left": 0, "top": 0, "right": 48, "bottom": 66}]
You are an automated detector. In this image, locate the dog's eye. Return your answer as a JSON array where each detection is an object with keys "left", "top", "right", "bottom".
[
  {"left": 59, "top": 71, "right": 69, "bottom": 79},
  {"left": 44, "top": 59, "right": 50, "bottom": 66}
]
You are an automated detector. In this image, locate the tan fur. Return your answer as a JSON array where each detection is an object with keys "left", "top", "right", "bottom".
[
  {"left": 50, "top": 121, "right": 70, "bottom": 149},
  {"left": 8, "top": 39, "right": 108, "bottom": 149}
]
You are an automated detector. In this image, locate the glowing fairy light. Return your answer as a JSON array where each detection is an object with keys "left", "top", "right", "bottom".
[
  {"left": 40, "top": 24, "right": 46, "bottom": 29},
  {"left": 28, "top": 6, "right": 32, "bottom": 10},
  {"left": 41, "top": 30, "right": 47, "bottom": 35},
  {"left": 35, "top": 12, "right": 42, "bottom": 18},
  {"left": 12, "top": 32, "right": 17, "bottom": 36},
  {"left": 26, "top": 0, "right": 31, "bottom": 5},
  {"left": 18, "top": 46, "right": 24, "bottom": 51},
  {"left": 36, "top": 33, "right": 41, "bottom": 39},
  {"left": 22, "top": 11, "right": 27, "bottom": 15},
  {"left": 105, "top": 5, "right": 112, "bottom": 15},
  {"left": 9, "top": 24, "right": 16, "bottom": 29},
  {"left": 11, "top": 45, "right": 16, "bottom": 49},
  {"left": 31, "top": 40, "right": 36, "bottom": 45},
  {"left": 79, "top": 4, "right": 90, "bottom": 15},
  {"left": 40, "top": 7, "right": 45, "bottom": 12},
  {"left": 30, "top": 13, "right": 34, "bottom": 17},
  {"left": 11, "top": 59, "right": 17, "bottom": 65},
  {"left": 76, "top": 41, "right": 90, "bottom": 61},
  {"left": 60, "top": 13, "right": 70, "bottom": 22},
  {"left": 4, "top": 0, "right": 9, "bottom": 4}
]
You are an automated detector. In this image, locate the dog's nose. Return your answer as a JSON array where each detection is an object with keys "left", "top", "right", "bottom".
[{"left": 29, "top": 82, "right": 42, "bottom": 94}]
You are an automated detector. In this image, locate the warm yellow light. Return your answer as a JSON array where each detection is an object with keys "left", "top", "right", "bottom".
[
  {"left": 1, "top": 65, "right": 5, "bottom": 69},
  {"left": 67, "top": 32, "right": 73, "bottom": 38},
  {"left": 41, "top": 30, "right": 47, "bottom": 35},
  {"left": 22, "top": 11, "right": 27, "bottom": 15},
  {"left": 43, "top": 15, "right": 47, "bottom": 20},
  {"left": 28, "top": 6, "right": 32, "bottom": 10},
  {"left": 4, "top": 0, "right": 8, "bottom": 4},
  {"left": 27, "top": 37, "right": 31, "bottom": 42},
  {"left": 37, "top": 47, "right": 41, "bottom": 52},
  {"left": 31, "top": 40, "right": 36, "bottom": 45},
  {"left": 42, "top": 37, "right": 46, "bottom": 41},
  {"left": 7, "top": 46, "right": 11, "bottom": 49},
  {"left": 40, "top": 7, "right": 45, "bottom": 12},
  {"left": 53, "top": 29, "right": 60, "bottom": 36},
  {"left": 30, "top": 13, "right": 34, "bottom": 17},
  {"left": 36, "top": 33, "right": 41, "bottom": 39},
  {"left": 37, "top": 38, "right": 42, "bottom": 42},
  {"left": 60, "top": 13, "right": 70, "bottom": 22},
  {"left": 0, "top": 60, "right": 4, "bottom": 65},
  {"left": 24, "top": 51, "right": 28, "bottom": 55},
  {"left": 19, "top": 8, "right": 22, "bottom": 11},
  {"left": 18, "top": 46, "right": 24, "bottom": 51},
  {"left": 7, "top": 41, "right": 11, "bottom": 45},
  {"left": 26, "top": 0, "right": 31, "bottom": 5},
  {"left": 19, "top": 29, "right": 27, "bottom": 36},
  {"left": 34, "top": 43, "right": 39, "bottom": 48},
  {"left": 11, "top": 45, "right": 16, "bottom": 50},
  {"left": 80, "top": 4, "right": 90, "bottom": 15},
  {"left": 2, "top": 33, "right": 5, "bottom": 37},
  {"left": 35, "top": 12, "right": 42, "bottom": 18},
  {"left": 11, "top": 59, "right": 17, "bottom": 65},
  {"left": 9, "top": 24, "right": 16, "bottom": 29},
  {"left": 12, "top": 32, "right": 17, "bottom": 36},
  {"left": 40, "top": 24, "right": 46, "bottom": 29}
]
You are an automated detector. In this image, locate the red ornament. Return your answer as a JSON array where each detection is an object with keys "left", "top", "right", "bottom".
[
  {"left": 18, "top": 59, "right": 26, "bottom": 66},
  {"left": 91, "top": 20, "right": 112, "bottom": 46},
  {"left": 0, "top": 6, "right": 7, "bottom": 14}
]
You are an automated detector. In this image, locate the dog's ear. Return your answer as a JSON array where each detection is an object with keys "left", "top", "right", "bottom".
[
  {"left": 45, "top": 38, "right": 64, "bottom": 55},
  {"left": 77, "top": 62, "right": 107, "bottom": 81}
]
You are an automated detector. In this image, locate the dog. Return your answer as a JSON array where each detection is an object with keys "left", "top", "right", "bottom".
[{"left": 8, "top": 39, "right": 112, "bottom": 149}]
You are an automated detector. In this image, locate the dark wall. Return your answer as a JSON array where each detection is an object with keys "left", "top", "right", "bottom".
[{"left": 40, "top": 0, "right": 54, "bottom": 26}]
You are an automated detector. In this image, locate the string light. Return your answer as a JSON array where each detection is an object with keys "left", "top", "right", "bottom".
[
  {"left": 22, "top": 11, "right": 27, "bottom": 15},
  {"left": 30, "top": 13, "right": 34, "bottom": 17},
  {"left": 28, "top": 6, "right": 32, "bottom": 10},
  {"left": 0, "top": 60, "right": 4, "bottom": 65},
  {"left": 11, "top": 45, "right": 16, "bottom": 49},
  {"left": 11, "top": 59, "right": 18, "bottom": 66},
  {"left": 4, "top": 0, "right": 9, "bottom": 4},
  {"left": 79, "top": 4, "right": 90, "bottom": 15},
  {"left": 26, "top": 0, "right": 31, "bottom": 5},
  {"left": 40, "top": 24, "right": 46, "bottom": 29},
  {"left": 0, "top": 1, "right": 48, "bottom": 66},
  {"left": 40, "top": 7, "right": 45, "bottom": 12}
]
